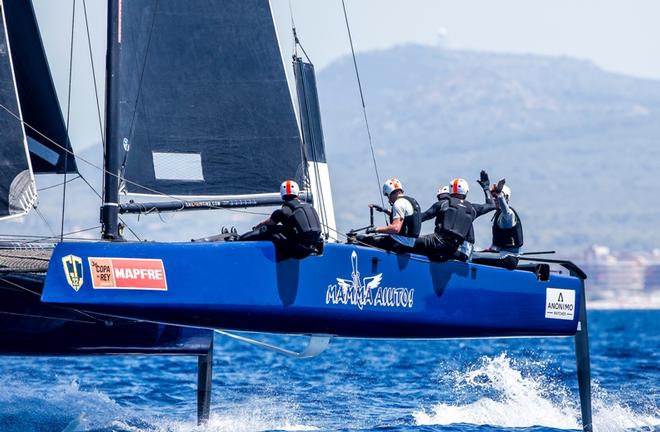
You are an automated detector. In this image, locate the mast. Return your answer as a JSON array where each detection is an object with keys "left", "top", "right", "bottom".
[{"left": 101, "top": 0, "right": 121, "bottom": 240}]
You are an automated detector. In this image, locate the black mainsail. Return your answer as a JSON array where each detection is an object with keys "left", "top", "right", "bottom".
[
  {"left": 0, "top": 3, "right": 36, "bottom": 220},
  {"left": 3, "top": 0, "right": 76, "bottom": 174},
  {"left": 111, "top": 0, "right": 303, "bottom": 197}
]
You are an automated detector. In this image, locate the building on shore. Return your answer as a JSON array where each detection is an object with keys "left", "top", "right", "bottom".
[{"left": 570, "top": 246, "right": 660, "bottom": 306}]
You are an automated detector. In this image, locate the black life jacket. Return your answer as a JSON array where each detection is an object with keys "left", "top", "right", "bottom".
[
  {"left": 436, "top": 194, "right": 475, "bottom": 244},
  {"left": 389, "top": 196, "right": 421, "bottom": 238},
  {"left": 282, "top": 199, "right": 322, "bottom": 243},
  {"left": 435, "top": 196, "right": 476, "bottom": 241},
  {"left": 492, "top": 207, "right": 524, "bottom": 249}
]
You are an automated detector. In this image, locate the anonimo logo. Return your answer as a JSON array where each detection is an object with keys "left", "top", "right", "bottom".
[{"left": 325, "top": 251, "right": 414, "bottom": 310}]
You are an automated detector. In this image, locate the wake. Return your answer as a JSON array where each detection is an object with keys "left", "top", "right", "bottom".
[{"left": 413, "top": 353, "right": 660, "bottom": 431}]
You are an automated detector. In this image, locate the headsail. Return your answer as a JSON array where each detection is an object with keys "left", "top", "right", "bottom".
[
  {"left": 293, "top": 57, "right": 337, "bottom": 239},
  {"left": 0, "top": 2, "right": 36, "bottom": 220},
  {"left": 112, "top": 0, "right": 303, "bottom": 197},
  {"left": 3, "top": 0, "right": 76, "bottom": 174}
]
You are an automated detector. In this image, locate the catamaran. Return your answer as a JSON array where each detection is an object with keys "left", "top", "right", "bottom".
[{"left": 0, "top": 0, "right": 593, "bottom": 429}]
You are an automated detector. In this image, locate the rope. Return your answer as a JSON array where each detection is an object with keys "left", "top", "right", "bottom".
[
  {"left": 294, "top": 55, "right": 330, "bottom": 238},
  {"left": 121, "top": 0, "right": 161, "bottom": 182},
  {"left": 24, "top": 226, "right": 101, "bottom": 245},
  {"left": 0, "top": 102, "right": 274, "bottom": 221},
  {"left": 33, "top": 207, "right": 57, "bottom": 239},
  {"left": 77, "top": 173, "right": 142, "bottom": 241},
  {"left": 60, "top": 0, "right": 77, "bottom": 242},
  {"left": 37, "top": 175, "right": 81, "bottom": 192},
  {"left": 0, "top": 310, "right": 95, "bottom": 325},
  {"left": 340, "top": 0, "right": 386, "bottom": 220},
  {"left": 82, "top": 0, "right": 105, "bottom": 148}
]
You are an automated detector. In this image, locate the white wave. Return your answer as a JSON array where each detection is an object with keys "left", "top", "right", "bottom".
[
  {"left": 0, "top": 376, "right": 319, "bottom": 432},
  {"left": 413, "top": 353, "right": 660, "bottom": 431},
  {"left": 0, "top": 377, "right": 134, "bottom": 431},
  {"left": 161, "top": 399, "right": 319, "bottom": 432}
]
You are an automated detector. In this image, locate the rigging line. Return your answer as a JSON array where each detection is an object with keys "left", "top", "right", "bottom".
[
  {"left": 0, "top": 276, "right": 108, "bottom": 323},
  {"left": 82, "top": 0, "right": 105, "bottom": 146},
  {"left": 288, "top": 1, "right": 313, "bottom": 63},
  {"left": 340, "top": 0, "right": 387, "bottom": 222},
  {"left": 288, "top": 0, "right": 296, "bottom": 55},
  {"left": 316, "top": 220, "right": 433, "bottom": 264},
  {"left": 122, "top": 0, "right": 161, "bottom": 178},
  {"left": 0, "top": 102, "right": 278, "bottom": 219},
  {"left": 0, "top": 253, "right": 50, "bottom": 262},
  {"left": 61, "top": 0, "right": 77, "bottom": 242},
  {"left": 24, "top": 226, "right": 101, "bottom": 245},
  {"left": 0, "top": 278, "right": 41, "bottom": 296},
  {"left": 33, "top": 207, "right": 58, "bottom": 239},
  {"left": 300, "top": 69, "right": 330, "bottom": 236},
  {"left": 77, "top": 173, "right": 141, "bottom": 241},
  {"left": 0, "top": 278, "right": 106, "bottom": 324},
  {"left": 0, "top": 233, "right": 58, "bottom": 239},
  {"left": 37, "top": 175, "right": 81, "bottom": 192},
  {"left": 0, "top": 310, "right": 95, "bottom": 325}
]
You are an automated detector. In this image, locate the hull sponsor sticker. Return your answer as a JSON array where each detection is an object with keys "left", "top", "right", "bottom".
[
  {"left": 326, "top": 251, "right": 414, "bottom": 309},
  {"left": 62, "top": 254, "right": 84, "bottom": 291},
  {"left": 88, "top": 257, "right": 167, "bottom": 290},
  {"left": 545, "top": 288, "right": 575, "bottom": 320}
]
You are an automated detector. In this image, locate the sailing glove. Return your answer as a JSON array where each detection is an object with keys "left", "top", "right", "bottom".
[
  {"left": 477, "top": 170, "right": 490, "bottom": 190},
  {"left": 495, "top": 178, "right": 506, "bottom": 194}
]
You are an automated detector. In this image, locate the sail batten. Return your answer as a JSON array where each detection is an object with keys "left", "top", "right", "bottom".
[{"left": 115, "top": 0, "right": 304, "bottom": 197}]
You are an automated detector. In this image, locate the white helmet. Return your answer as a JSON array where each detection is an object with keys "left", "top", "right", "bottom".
[
  {"left": 449, "top": 178, "right": 469, "bottom": 196},
  {"left": 437, "top": 185, "right": 450, "bottom": 196},
  {"left": 382, "top": 178, "right": 403, "bottom": 196},
  {"left": 280, "top": 180, "right": 300, "bottom": 199},
  {"left": 501, "top": 185, "right": 511, "bottom": 200}
]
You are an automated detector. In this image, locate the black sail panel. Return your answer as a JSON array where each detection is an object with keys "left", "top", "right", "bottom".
[
  {"left": 293, "top": 58, "right": 327, "bottom": 163},
  {"left": 116, "top": 0, "right": 303, "bottom": 196},
  {"left": 3, "top": 0, "right": 76, "bottom": 174},
  {"left": 0, "top": 4, "right": 36, "bottom": 219}
]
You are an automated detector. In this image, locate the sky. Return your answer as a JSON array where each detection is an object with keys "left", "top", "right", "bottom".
[{"left": 30, "top": 0, "right": 660, "bottom": 153}]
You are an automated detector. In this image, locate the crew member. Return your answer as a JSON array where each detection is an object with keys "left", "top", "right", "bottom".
[
  {"left": 357, "top": 178, "right": 421, "bottom": 253},
  {"left": 454, "top": 170, "right": 496, "bottom": 261},
  {"left": 240, "top": 180, "right": 322, "bottom": 260},
  {"left": 415, "top": 178, "right": 477, "bottom": 261},
  {"left": 472, "top": 180, "right": 524, "bottom": 269}
]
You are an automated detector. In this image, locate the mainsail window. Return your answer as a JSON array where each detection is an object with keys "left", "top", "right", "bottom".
[
  {"left": 27, "top": 137, "right": 60, "bottom": 166},
  {"left": 152, "top": 152, "right": 204, "bottom": 182}
]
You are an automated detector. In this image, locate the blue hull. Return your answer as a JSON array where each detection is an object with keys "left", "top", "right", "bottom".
[
  {"left": 42, "top": 242, "right": 582, "bottom": 338},
  {"left": 0, "top": 273, "right": 212, "bottom": 355}
]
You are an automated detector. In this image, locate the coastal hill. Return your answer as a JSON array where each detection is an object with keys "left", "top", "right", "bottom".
[
  {"left": 318, "top": 44, "right": 660, "bottom": 252},
  {"left": 7, "top": 45, "right": 660, "bottom": 253}
]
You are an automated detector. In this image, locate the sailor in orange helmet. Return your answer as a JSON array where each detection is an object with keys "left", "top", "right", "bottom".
[{"left": 240, "top": 180, "right": 322, "bottom": 260}]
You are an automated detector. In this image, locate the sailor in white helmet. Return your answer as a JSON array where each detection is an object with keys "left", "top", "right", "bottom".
[
  {"left": 472, "top": 178, "right": 526, "bottom": 270},
  {"left": 240, "top": 180, "right": 322, "bottom": 260},
  {"left": 486, "top": 179, "right": 523, "bottom": 256},
  {"left": 455, "top": 170, "right": 497, "bottom": 261},
  {"left": 415, "top": 178, "right": 477, "bottom": 261},
  {"left": 357, "top": 178, "right": 421, "bottom": 253}
]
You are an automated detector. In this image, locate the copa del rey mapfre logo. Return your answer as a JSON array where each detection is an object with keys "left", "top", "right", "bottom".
[
  {"left": 88, "top": 257, "right": 168, "bottom": 290},
  {"left": 325, "top": 251, "right": 414, "bottom": 310}
]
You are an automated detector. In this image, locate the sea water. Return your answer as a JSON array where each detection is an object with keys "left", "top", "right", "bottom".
[{"left": 0, "top": 310, "right": 657, "bottom": 431}]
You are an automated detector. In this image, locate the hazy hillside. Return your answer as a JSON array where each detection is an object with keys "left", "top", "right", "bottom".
[
  {"left": 6, "top": 45, "right": 660, "bottom": 254},
  {"left": 318, "top": 45, "right": 660, "bottom": 253}
]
